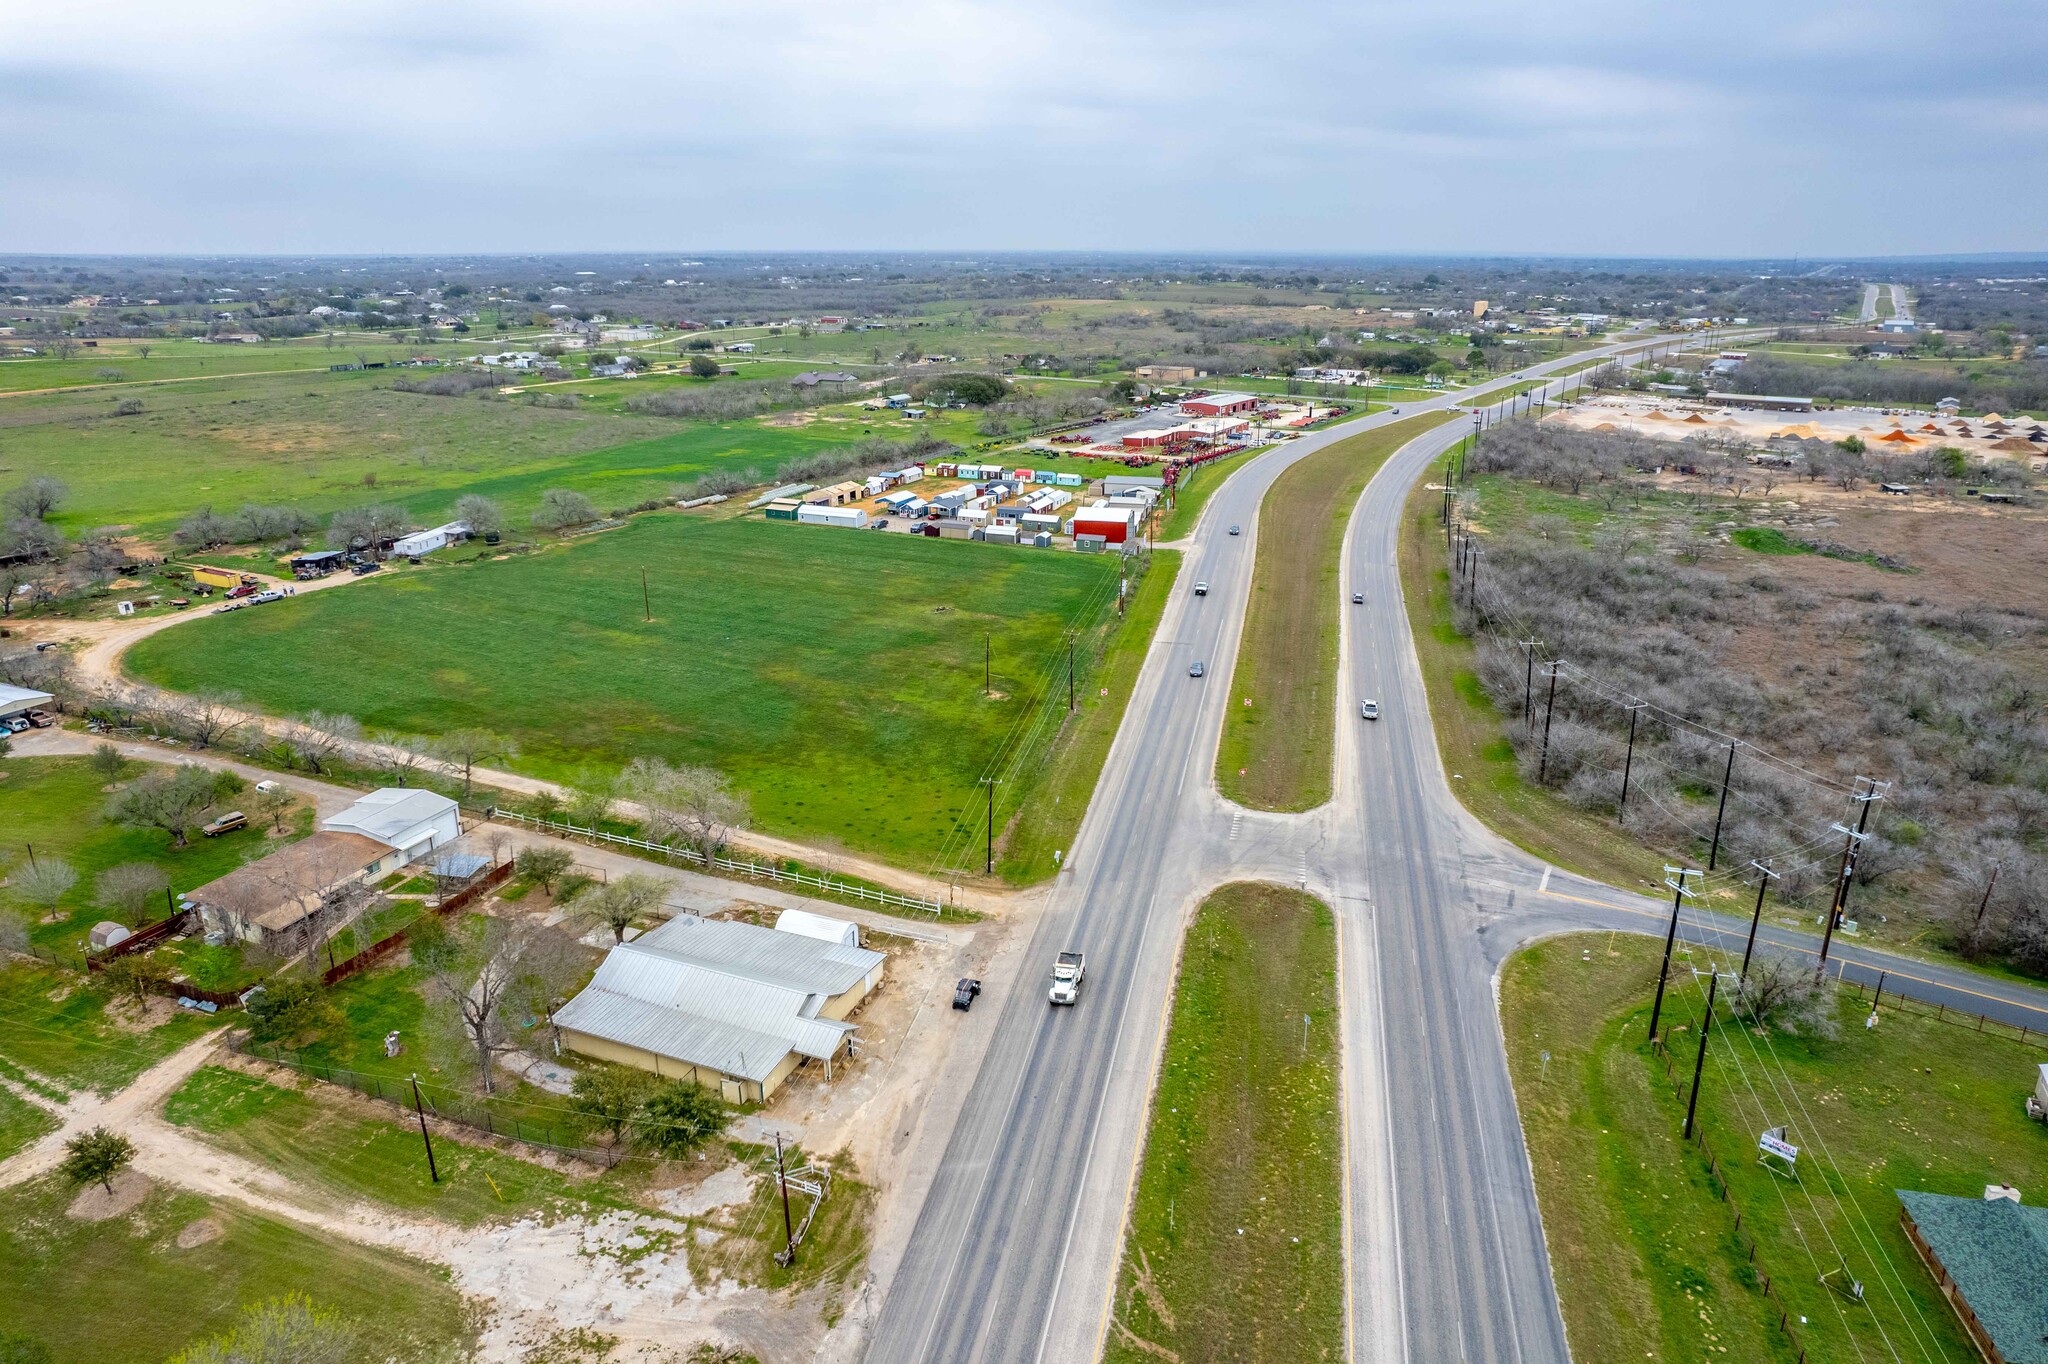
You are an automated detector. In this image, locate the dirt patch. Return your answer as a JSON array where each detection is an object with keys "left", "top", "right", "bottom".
[
  {"left": 762, "top": 412, "right": 817, "bottom": 428},
  {"left": 67, "top": 1167, "right": 151, "bottom": 1222},
  {"left": 175, "top": 1214, "right": 226, "bottom": 1248},
  {"left": 102, "top": 992, "right": 180, "bottom": 1033}
]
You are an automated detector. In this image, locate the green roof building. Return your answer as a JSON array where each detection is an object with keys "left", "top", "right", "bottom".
[{"left": 1897, "top": 1189, "right": 2048, "bottom": 1363}]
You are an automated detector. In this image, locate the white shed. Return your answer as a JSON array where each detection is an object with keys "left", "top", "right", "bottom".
[{"left": 775, "top": 908, "right": 861, "bottom": 947}]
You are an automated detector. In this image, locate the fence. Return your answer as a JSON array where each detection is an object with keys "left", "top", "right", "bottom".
[
  {"left": 87, "top": 910, "right": 189, "bottom": 967},
  {"left": 1843, "top": 976, "right": 2048, "bottom": 1051},
  {"left": 1650, "top": 1036, "right": 1811, "bottom": 1364},
  {"left": 490, "top": 811, "right": 947, "bottom": 916},
  {"left": 321, "top": 859, "right": 515, "bottom": 986},
  {"left": 231, "top": 1036, "right": 623, "bottom": 1168}
]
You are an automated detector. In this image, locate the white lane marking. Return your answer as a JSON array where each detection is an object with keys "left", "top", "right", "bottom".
[{"left": 1538, "top": 866, "right": 1551, "bottom": 895}]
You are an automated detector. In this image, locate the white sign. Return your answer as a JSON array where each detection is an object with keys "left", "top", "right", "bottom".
[{"left": 1759, "top": 1131, "right": 1799, "bottom": 1165}]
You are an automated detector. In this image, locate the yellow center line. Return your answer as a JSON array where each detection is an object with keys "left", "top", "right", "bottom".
[{"left": 1538, "top": 887, "right": 2048, "bottom": 1020}]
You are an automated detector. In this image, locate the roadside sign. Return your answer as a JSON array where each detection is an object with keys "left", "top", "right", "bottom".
[{"left": 1759, "top": 1128, "right": 1799, "bottom": 1166}]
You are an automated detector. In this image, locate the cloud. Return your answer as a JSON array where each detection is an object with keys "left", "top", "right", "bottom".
[{"left": 0, "top": 0, "right": 2041, "bottom": 255}]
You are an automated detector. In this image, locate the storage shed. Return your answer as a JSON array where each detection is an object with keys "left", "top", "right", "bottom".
[
  {"left": 798, "top": 504, "right": 870, "bottom": 529},
  {"left": 321, "top": 788, "right": 461, "bottom": 874}
]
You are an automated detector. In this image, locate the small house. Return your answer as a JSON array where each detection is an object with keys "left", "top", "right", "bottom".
[
  {"left": 186, "top": 831, "right": 393, "bottom": 948},
  {"left": 321, "top": 788, "right": 461, "bottom": 873}
]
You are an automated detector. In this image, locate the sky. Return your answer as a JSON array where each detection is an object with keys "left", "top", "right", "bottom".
[{"left": 3, "top": 0, "right": 2044, "bottom": 258}]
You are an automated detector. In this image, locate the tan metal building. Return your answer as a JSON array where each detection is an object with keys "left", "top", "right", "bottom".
[{"left": 554, "top": 913, "right": 885, "bottom": 1104}]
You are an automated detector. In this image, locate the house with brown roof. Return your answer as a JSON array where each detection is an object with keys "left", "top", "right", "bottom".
[{"left": 185, "top": 831, "right": 392, "bottom": 950}]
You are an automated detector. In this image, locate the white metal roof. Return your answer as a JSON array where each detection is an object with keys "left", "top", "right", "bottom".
[
  {"left": 0, "top": 685, "right": 54, "bottom": 717},
  {"left": 555, "top": 916, "right": 878, "bottom": 1081},
  {"left": 321, "top": 787, "right": 458, "bottom": 845}
]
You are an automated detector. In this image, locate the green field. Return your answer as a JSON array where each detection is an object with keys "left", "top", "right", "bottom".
[
  {"left": 0, "top": 960, "right": 218, "bottom": 1096},
  {"left": 1106, "top": 882, "right": 1342, "bottom": 1364},
  {"left": 1502, "top": 932, "right": 2048, "bottom": 1364},
  {"left": 0, "top": 755, "right": 309, "bottom": 956},
  {"left": 1216, "top": 413, "right": 1454, "bottom": 809},
  {"left": 166, "top": 1066, "right": 630, "bottom": 1225},
  {"left": 0, "top": 363, "right": 953, "bottom": 537},
  {"left": 0, "top": 1172, "right": 474, "bottom": 1364},
  {"left": 129, "top": 514, "right": 1123, "bottom": 866}
]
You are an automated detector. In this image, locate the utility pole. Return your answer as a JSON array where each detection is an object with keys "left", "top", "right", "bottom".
[
  {"left": 775, "top": 1133, "right": 797, "bottom": 1265},
  {"left": 1520, "top": 640, "right": 1539, "bottom": 720},
  {"left": 1683, "top": 970, "right": 1720, "bottom": 1139},
  {"left": 1618, "top": 702, "right": 1644, "bottom": 822},
  {"left": 640, "top": 566, "right": 652, "bottom": 622},
  {"left": 410, "top": 1074, "right": 440, "bottom": 1183},
  {"left": 1707, "top": 741, "right": 1739, "bottom": 871},
  {"left": 1817, "top": 778, "right": 1885, "bottom": 981},
  {"left": 1834, "top": 777, "right": 1887, "bottom": 923},
  {"left": 1739, "top": 860, "right": 1779, "bottom": 983},
  {"left": 1536, "top": 662, "right": 1562, "bottom": 784},
  {"left": 985, "top": 633, "right": 992, "bottom": 696},
  {"left": 1648, "top": 866, "right": 1700, "bottom": 1044},
  {"left": 1068, "top": 634, "right": 1075, "bottom": 714},
  {"left": 1970, "top": 863, "right": 2002, "bottom": 948}
]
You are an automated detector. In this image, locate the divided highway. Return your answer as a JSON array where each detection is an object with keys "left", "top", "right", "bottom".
[{"left": 860, "top": 331, "right": 2048, "bottom": 1364}]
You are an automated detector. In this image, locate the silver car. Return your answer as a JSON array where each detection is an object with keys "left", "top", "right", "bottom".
[{"left": 1360, "top": 700, "right": 1380, "bottom": 720}]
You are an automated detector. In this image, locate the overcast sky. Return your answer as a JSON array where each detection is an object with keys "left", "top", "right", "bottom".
[{"left": 3, "top": 0, "right": 2042, "bottom": 258}]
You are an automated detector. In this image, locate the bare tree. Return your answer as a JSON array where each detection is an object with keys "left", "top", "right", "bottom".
[
  {"left": 427, "top": 917, "right": 557, "bottom": 1093},
  {"left": 181, "top": 690, "right": 246, "bottom": 750},
  {"left": 432, "top": 729, "right": 512, "bottom": 798},
  {"left": 3, "top": 476, "right": 69, "bottom": 523},
  {"left": 281, "top": 711, "right": 362, "bottom": 775},
  {"left": 1732, "top": 951, "right": 1838, "bottom": 1038},
  {"left": 451, "top": 493, "right": 507, "bottom": 540},
  {"left": 12, "top": 858, "right": 79, "bottom": 912},
  {"left": 373, "top": 732, "right": 435, "bottom": 786},
  {"left": 325, "top": 503, "right": 408, "bottom": 559},
  {"left": 565, "top": 777, "right": 617, "bottom": 829},
  {"left": 1, "top": 517, "right": 65, "bottom": 564},
  {"left": 96, "top": 863, "right": 170, "bottom": 924},
  {"left": 621, "top": 757, "right": 748, "bottom": 857}
]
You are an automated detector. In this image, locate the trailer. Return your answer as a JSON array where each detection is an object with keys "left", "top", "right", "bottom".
[{"left": 1049, "top": 951, "right": 1085, "bottom": 1005}]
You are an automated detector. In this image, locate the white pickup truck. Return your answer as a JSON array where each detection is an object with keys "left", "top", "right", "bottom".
[{"left": 1049, "top": 951, "right": 1086, "bottom": 1006}]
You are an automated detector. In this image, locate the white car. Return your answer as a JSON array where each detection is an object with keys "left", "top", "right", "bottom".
[
  {"left": 1360, "top": 700, "right": 1380, "bottom": 720},
  {"left": 1194, "top": 581, "right": 1209, "bottom": 596}
]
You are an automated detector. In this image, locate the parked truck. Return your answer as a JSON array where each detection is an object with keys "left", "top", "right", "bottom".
[{"left": 1049, "top": 950, "right": 1085, "bottom": 1005}]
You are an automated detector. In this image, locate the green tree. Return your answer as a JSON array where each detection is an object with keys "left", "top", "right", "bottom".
[
  {"left": 689, "top": 354, "right": 720, "bottom": 378},
  {"left": 58, "top": 1126, "right": 134, "bottom": 1195},
  {"left": 89, "top": 741, "right": 124, "bottom": 781},
  {"left": 99, "top": 953, "right": 176, "bottom": 1006},
  {"left": 108, "top": 765, "right": 218, "bottom": 847},
  {"left": 514, "top": 845, "right": 574, "bottom": 895},
  {"left": 637, "top": 1080, "right": 729, "bottom": 1158},
  {"left": 570, "top": 1062, "right": 658, "bottom": 1145},
  {"left": 579, "top": 872, "right": 670, "bottom": 944},
  {"left": 244, "top": 978, "right": 340, "bottom": 1047},
  {"left": 1836, "top": 435, "right": 1867, "bottom": 455},
  {"left": 168, "top": 1293, "right": 358, "bottom": 1364}
]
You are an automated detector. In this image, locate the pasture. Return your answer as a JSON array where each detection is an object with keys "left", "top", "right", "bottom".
[{"left": 127, "top": 514, "right": 1123, "bottom": 865}]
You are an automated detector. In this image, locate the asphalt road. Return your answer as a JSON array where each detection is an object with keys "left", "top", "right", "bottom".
[{"left": 861, "top": 330, "right": 2048, "bottom": 1364}]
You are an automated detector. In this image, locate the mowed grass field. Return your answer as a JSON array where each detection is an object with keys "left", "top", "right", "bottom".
[
  {"left": 1216, "top": 413, "right": 1454, "bottom": 810},
  {"left": 0, "top": 363, "right": 924, "bottom": 537},
  {"left": 0, "top": 1171, "right": 474, "bottom": 1364},
  {"left": 1501, "top": 932, "right": 2047, "bottom": 1364},
  {"left": 1106, "top": 882, "right": 1342, "bottom": 1364},
  {"left": 127, "top": 514, "right": 1121, "bottom": 863}
]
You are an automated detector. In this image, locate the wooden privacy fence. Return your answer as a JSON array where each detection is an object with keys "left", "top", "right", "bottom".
[
  {"left": 491, "top": 810, "right": 947, "bottom": 915},
  {"left": 1650, "top": 1036, "right": 1811, "bottom": 1364},
  {"left": 86, "top": 910, "right": 189, "bottom": 966},
  {"left": 322, "top": 859, "right": 515, "bottom": 986}
]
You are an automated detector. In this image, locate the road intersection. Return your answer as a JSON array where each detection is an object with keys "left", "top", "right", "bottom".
[{"left": 862, "top": 332, "right": 2048, "bottom": 1364}]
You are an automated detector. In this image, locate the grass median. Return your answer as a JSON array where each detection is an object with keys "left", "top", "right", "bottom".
[
  {"left": 1105, "top": 882, "right": 1342, "bottom": 1364},
  {"left": 1501, "top": 931, "right": 2047, "bottom": 1364},
  {"left": 1216, "top": 412, "right": 1455, "bottom": 810}
]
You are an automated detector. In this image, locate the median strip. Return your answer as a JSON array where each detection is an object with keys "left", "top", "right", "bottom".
[
  {"left": 1104, "top": 881, "right": 1342, "bottom": 1364},
  {"left": 1216, "top": 412, "right": 1455, "bottom": 810}
]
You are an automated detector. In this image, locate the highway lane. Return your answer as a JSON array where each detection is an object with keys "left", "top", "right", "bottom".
[
  {"left": 861, "top": 329, "right": 1735, "bottom": 1364},
  {"left": 1859, "top": 282, "right": 1882, "bottom": 322}
]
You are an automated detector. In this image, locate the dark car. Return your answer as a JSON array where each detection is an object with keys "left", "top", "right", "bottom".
[
  {"left": 351, "top": 560, "right": 381, "bottom": 576},
  {"left": 1228, "top": 524, "right": 1241, "bottom": 536},
  {"left": 953, "top": 978, "right": 982, "bottom": 1010}
]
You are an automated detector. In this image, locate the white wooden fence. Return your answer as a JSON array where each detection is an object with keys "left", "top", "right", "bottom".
[{"left": 490, "top": 809, "right": 946, "bottom": 915}]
